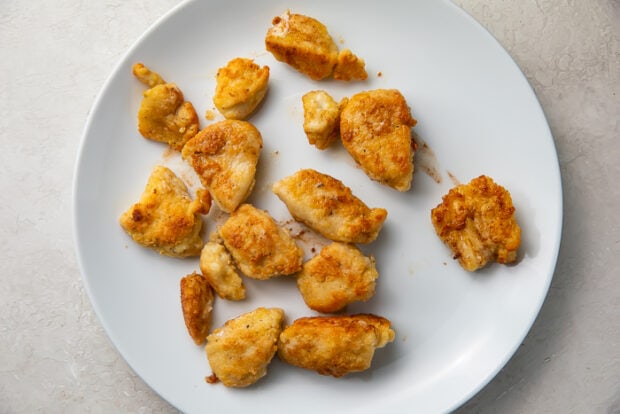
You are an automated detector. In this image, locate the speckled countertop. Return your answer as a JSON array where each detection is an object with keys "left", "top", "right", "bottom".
[{"left": 1, "top": 1, "right": 618, "bottom": 413}]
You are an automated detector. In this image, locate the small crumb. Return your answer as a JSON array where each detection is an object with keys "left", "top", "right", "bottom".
[
  {"left": 443, "top": 262, "right": 447, "bottom": 266},
  {"left": 377, "top": 71, "right": 383, "bottom": 77},
  {"left": 205, "top": 109, "right": 216, "bottom": 121},
  {"left": 273, "top": 150, "right": 280, "bottom": 156},
  {"left": 205, "top": 373, "right": 219, "bottom": 384}
]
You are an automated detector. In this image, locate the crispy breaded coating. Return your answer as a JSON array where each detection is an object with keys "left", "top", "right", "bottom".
[
  {"left": 132, "top": 63, "right": 199, "bottom": 151},
  {"left": 132, "top": 62, "right": 166, "bottom": 88},
  {"left": 265, "top": 10, "right": 339, "bottom": 80},
  {"left": 213, "top": 57, "right": 270, "bottom": 120},
  {"left": 340, "top": 89, "right": 417, "bottom": 191},
  {"left": 119, "top": 165, "right": 207, "bottom": 257},
  {"left": 297, "top": 242, "right": 378, "bottom": 313},
  {"left": 332, "top": 49, "right": 368, "bottom": 81},
  {"left": 199, "top": 238, "right": 246, "bottom": 301},
  {"left": 218, "top": 204, "right": 304, "bottom": 280},
  {"left": 277, "top": 314, "right": 395, "bottom": 377},
  {"left": 431, "top": 175, "right": 521, "bottom": 271},
  {"left": 301, "top": 90, "right": 342, "bottom": 150},
  {"left": 206, "top": 307, "right": 284, "bottom": 387},
  {"left": 181, "top": 120, "right": 262, "bottom": 213},
  {"left": 180, "top": 272, "right": 214, "bottom": 345},
  {"left": 272, "top": 169, "right": 387, "bottom": 244}
]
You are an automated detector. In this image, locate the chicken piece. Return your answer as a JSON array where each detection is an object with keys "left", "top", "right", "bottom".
[
  {"left": 206, "top": 307, "right": 284, "bottom": 387},
  {"left": 181, "top": 120, "right": 262, "bottom": 213},
  {"left": 272, "top": 169, "right": 387, "bottom": 244},
  {"left": 297, "top": 242, "right": 378, "bottom": 313},
  {"left": 301, "top": 90, "right": 343, "bottom": 150},
  {"left": 277, "top": 314, "right": 395, "bottom": 377},
  {"left": 132, "top": 63, "right": 200, "bottom": 150},
  {"left": 431, "top": 175, "right": 521, "bottom": 271},
  {"left": 213, "top": 57, "right": 270, "bottom": 120},
  {"left": 340, "top": 89, "right": 417, "bottom": 191},
  {"left": 132, "top": 62, "right": 166, "bottom": 88},
  {"left": 119, "top": 165, "right": 209, "bottom": 257},
  {"left": 218, "top": 204, "right": 303, "bottom": 280},
  {"left": 199, "top": 237, "right": 246, "bottom": 301},
  {"left": 265, "top": 10, "right": 339, "bottom": 80},
  {"left": 180, "top": 272, "right": 214, "bottom": 345},
  {"left": 332, "top": 49, "right": 368, "bottom": 81}
]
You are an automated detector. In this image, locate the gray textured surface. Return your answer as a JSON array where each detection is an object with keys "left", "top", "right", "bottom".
[{"left": 1, "top": 1, "right": 618, "bottom": 412}]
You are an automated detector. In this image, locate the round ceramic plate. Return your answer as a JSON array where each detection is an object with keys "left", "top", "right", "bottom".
[{"left": 73, "top": 0, "right": 562, "bottom": 412}]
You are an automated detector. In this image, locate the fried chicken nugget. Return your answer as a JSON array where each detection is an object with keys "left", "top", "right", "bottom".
[
  {"left": 332, "top": 49, "right": 368, "bottom": 81},
  {"left": 301, "top": 90, "right": 345, "bottom": 150},
  {"left": 119, "top": 165, "right": 209, "bottom": 258},
  {"left": 181, "top": 120, "right": 262, "bottom": 213},
  {"left": 213, "top": 58, "right": 270, "bottom": 120},
  {"left": 206, "top": 307, "right": 284, "bottom": 387},
  {"left": 277, "top": 314, "right": 395, "bottom": 377},
  {"left": 340, "top": 89, "right": 417, "bottom": 191},
  {"left": 265, "top": 10, "right": 339, "bottom": 80},
  {"left": 431, "top": 175, "right": 521, "bottom": 271},
  {"left": 218, "top": 204, "right": 304, "bottom": 280},
  {"left": 132, "top": 63, "right": 200, "bottom": 150},
  {"left": 297, "top": 242, "right": 378, "bottom": 313},
  {"left": 272, "top": 169, "right": 387, "bottom": 244},
  {"left": 180, "top": 272, "right": 214, "bottom": 345},
  {"left": 199, "top": 236, "right": 246, "bottom": 301}
]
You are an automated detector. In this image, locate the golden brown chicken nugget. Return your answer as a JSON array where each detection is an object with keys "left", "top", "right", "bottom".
[
  {"left": 277, "top": 314, "right": 395, "bottom": 377},
  {"left": 272, "top": 169, "right": 387, "bottom": 244},
  {"left": 181, "top": 120, "right": 262, "bottom": 213},
  {"left": 119, "top": 165, "right": 206, "bottom": 257},
  {"left": 332, "top": 49, "right": 368, "bottom": 81},
  {"left": 132, "top": 63, "right": 199, "bottom": 151},
  {"left": 213, "top": 57, "right": 270, "bottom": 120},
  {"left": 340, "top": 89, "right": 417, "bottom": 191},
  {"left": 301, "top": 90, "right": 343, "bottom": 150},
  {"left": 218, "top": 204, "right": 304, "bottom": 280},
  {"left": 431, "top": 175, "right": 521, "bottom": 271},
  {"left": 297, "top": 242, "right": 378, "bottom": 313},
  {"left": 180, "top": 272, "right": 214, "bottom": 345},
  {"left": 199, "top": 238, "right": 246, "bottom": 301},
  {"left": 265, "top": 10, "right": 339, "bottom": 80},
  {"left": 206, "top": 307, "right": 284, "bottom": 387}
]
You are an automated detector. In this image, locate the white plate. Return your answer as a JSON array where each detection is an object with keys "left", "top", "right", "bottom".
[{"left": 73, "top": 0, "right": 562, "bottom": 412}]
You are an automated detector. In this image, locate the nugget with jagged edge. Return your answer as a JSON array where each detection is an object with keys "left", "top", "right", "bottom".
[
  {"left": 431, "top": 175, "right": 521, "bottom": 271},
  {"left": 213, "top": 57, "right": 270, "bottom": 120},
  {"left": 119, "top": 165, "right": 210, "bottom": 258},
  {"left": 132, "top": 63, "right": 200, "bottom": 150}
]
